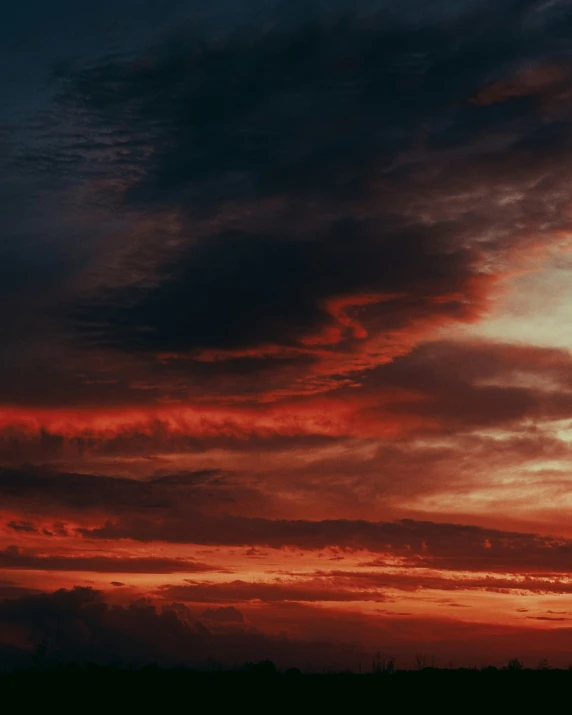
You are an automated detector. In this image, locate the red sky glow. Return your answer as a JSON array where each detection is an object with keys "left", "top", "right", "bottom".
[{"left": 2, "top": 0, "right": 572, "bottom": 671}]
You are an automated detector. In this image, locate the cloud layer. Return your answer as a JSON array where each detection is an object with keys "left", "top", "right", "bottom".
[{"left": 3, "top": 0, "right": 572, "bottom": 668}]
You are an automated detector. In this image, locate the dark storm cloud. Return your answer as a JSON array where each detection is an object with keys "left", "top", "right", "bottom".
[
  {"left": 4, "top": 586, "right": 572, "bottom": 670},
  {"left": 1, "top": 339, "right": 571, "bottom": 474},
  {"left": 59, "top": 0, "right": 572, "bottom": 208},
  {"left": 6, "top": 2, "right": 572, "bottom": 670},
  {"left": 352, "top": 340, "right": 572, "bottom": 431},
  {"left": 79, "top": 516, "right": 572, "bottom": 573},
  {"left": 158, "top": 570, "right": 572, "bottom": 601},
  {"left": 0, "top": 586, "right": 365, "bottom": 670},
  {"left": 7, "top": 521, "right": 36, "bottom": 533},
  {"left": 0, "top": 581, "right": 39, "bottom": 599},
  {"left": 372, "top": 340, "right": 572, "bottom": 390},
  {"left": 2, "top": 0, "right": 572, "bottom": 406},
  {"left": 0, "top": 179, "right": 94, "bottom": 348},
  {"left": 161, "top": 578, "right": 387, "bottom": 603},
  {"left": 0, "top": 546, "right": 225, "bottom": 574},
  {"left": 4, "top": 467, "right": 572, "bottom": 575},
  {"left": 45, "top": 0, "right": 572, "bottom": 358},
  {"left": 0, "top": 466, "right": 244, "bottom": 514},
  {"left": 0, "top": 424, "right": 341, "bottom": 465},
  {"left": 73, "top": 223, "right": 479, "bottom": 353},
  {"left": 201, "top": 606, "right": 245, "bottom": 623}
]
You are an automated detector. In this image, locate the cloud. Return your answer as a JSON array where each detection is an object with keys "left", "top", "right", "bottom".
[
  {"left": 2, "top": 585, "right": 572, "bottom": 670},
  {"left": 27, "top": 1, "right": 569, "bottom": 401},
  {"left": 7, "top": 521, "right": 37, "bottom": 533},
  {"left": 0, "top": 466, "right": 238, "bottom": 516},
  {"left": 161, "top": 578, "right": 389, "bottom": 604},
  {"left": 72, "top": 221, "right": 485, "bottom": 358},
  {"left": 4, "top": 1, "right": 572, "bottom": 668},
  {"left": 4, "top": 464, "right": 572, "bottom": 574},
  {"left": 3, "top": 466, "right": 572, "bottom": 575},
  {"left": 0, "top": 581, "right": 39, "bottom": 599},
  {"left": 353, "top": 339, "right": 572, "bottom": 431},
  {"left": 79, "top": 514, "right": 572, "bottom": 575},
  {"left": 0, "top": 1, "right": 572, "bottom": 418},
  {"left": 157, "top": 569, "right": 572, "bottom": 602},
  {"left": 0, "top": 546, "right": 226, "bottom": 574},
  {"left": 0, "top": 587, "right": 366, "bottom": 670},
  {"left": 471, "top": 63, "right": 572, "bottom": 107},
  {"left": 3, "top": 338, "right": 572, "bottom": 476},
  {"left": 201, "top": 606, "right": 245, "bottom": 624}
]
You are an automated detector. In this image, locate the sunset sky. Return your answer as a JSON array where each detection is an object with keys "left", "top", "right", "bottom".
[{"left": 3, "top": 0, "right": 572, "bottom": 670}]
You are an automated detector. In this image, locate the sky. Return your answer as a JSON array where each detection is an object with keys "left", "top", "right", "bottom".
[{"left": 3, "top": 0, "right": 572, "bottom": 671}]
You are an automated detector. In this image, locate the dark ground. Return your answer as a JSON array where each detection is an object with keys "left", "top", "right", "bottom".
[{"left": 0, "top": 667, "right": 569, "bottom": 711}]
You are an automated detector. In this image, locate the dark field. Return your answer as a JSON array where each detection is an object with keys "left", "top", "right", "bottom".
[{"left": 1, "top": 667, "right": 568, "bottom": 710}]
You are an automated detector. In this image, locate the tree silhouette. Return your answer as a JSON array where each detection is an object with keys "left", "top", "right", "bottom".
[
  {"left": 415, "top": 653, "right": 436, "bottom": 670},
  {"left": 372, "top": 652, "right": 395, "bottom": 674},
  {"left": 33, "top": 638, "right": 49, "bottom": 668},
  {"left": 244, "top": 659, "right": 277, "bottom": 675}
]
